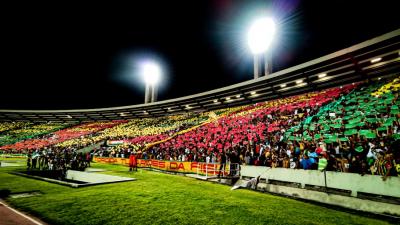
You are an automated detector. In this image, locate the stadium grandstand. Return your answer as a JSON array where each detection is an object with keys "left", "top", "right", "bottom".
[{"left": 1, "top": 28, "right": 400, "bottom": 224}]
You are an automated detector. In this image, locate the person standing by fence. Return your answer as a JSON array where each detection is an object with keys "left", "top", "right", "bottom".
[
  {"left": 129, "top": 153, "right": 137, "bottom": 172},
  {"left": 218, "top": 151, "right": 226, "bottom": 178}
]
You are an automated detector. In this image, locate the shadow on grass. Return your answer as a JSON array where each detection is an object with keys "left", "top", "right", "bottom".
[{"left": 0, "top": 189, "right": 11, "bottom": 198}]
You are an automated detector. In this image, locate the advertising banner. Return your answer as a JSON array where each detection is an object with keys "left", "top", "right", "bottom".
[{"left": 94, "top": 157, "right": 228, "bottom": 175}]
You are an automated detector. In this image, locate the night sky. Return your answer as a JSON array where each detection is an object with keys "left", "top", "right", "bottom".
[{"left": 1, "top": 1, "right": 399, "bottom": 110}]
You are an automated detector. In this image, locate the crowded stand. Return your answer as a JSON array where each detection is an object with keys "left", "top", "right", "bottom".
[
  {"left": 0, "top": 121, "right": 31, "bottom": 133},
  {"left": 0, "top": 121, "right": 125, "bottom": 151},
  {"left": 283, "top": 78, "right": 400, "bottom": 177},
  {"left": 0, "top": 77, "right": 399, "bottom": 179},
  {"left": 0, "top": 122, "right": 72, "bottom": 147},
  {"left": 54, "top": 113, "right": 209, "bottom": 150},
  {"left": 145, "top": 84, "right": 354, "bottom": 162}
]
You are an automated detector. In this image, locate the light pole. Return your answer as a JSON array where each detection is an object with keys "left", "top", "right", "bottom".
[
  {"left": 142, "top": 61, "right": 161, "bottom": 104},
  {"left": 247, "top": 17, "right": 276, "bottom": 79},
  {"left": 144, "top": 84, "right": 151, "bottom": 104}
]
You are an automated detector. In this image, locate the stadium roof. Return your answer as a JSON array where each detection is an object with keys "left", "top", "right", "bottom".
[{"left": 1, "top": 28, "right": 399, "bottom": 122}]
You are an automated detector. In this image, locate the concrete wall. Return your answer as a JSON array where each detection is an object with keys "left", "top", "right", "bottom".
[
  {"left": 240, "top": 166, "right": 400, "bottom": 216},
  {"left": 258, "top": 183, "right": 400, "bottom": 216},
  {"left": 241, "top": 166, "right": 400, "bottom": 198},
  {"left": 66, "top": 170, "right": 134, "bottom": 183}
]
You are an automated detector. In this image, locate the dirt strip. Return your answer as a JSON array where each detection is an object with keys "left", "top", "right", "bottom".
[{"left": 0, "top": 200, "right": 48, "bottom": 225}]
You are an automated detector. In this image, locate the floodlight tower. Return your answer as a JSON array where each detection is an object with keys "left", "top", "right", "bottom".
[
  {"left": 247, "top": 17, "right": 276, "bottom": 79},
  {"left": 142, "top": 61, "right": 161, "bottom": 104}
]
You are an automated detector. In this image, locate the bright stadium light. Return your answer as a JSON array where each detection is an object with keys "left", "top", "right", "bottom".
[
  {"left": 247, "top": 17, "right": 276, "bottom": 79},
  {"left": 280, "top": 83, "right": 286, "bottom": 88},
  {"left": 141, "top": 60, "right": 162, "bottom": 104},
  {"left": 142, "top": 61, "right": 161, "bottom": 86},
  {"left": 247, "top": 17, "right": 276, "bottom": 54},
  {"left": 318, "top": 73, "right": 327, "bottom": 78}
]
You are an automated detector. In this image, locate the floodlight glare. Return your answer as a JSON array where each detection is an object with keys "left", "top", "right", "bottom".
[
  {"left": 318, "top": 73, "right": 327, "bottom": 78},
  {"left": 142, "top": 61, "right": 161, "bottom": 85},
  {"left": 370, "top": 58, "right": 381, "bottom": 63},
  {"left": 247, "top": 17, "right": 276, "bottom": 54}
]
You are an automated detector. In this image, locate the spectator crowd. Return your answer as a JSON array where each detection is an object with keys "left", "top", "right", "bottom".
[
  {"left": 1, "top": 77, "right": 400, "bottom": 180},
  {"left": 26, "top": 147, "right": 93, "bottom": 179}
]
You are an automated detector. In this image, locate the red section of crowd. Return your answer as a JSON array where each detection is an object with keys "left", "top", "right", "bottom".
[{"left": 153, "top": 86, "right": 354, "bottom": 156}]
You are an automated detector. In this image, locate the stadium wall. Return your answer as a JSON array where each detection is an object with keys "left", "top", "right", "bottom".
[{"left": 241, "top": 166, "right": 400, "bottom": 216}]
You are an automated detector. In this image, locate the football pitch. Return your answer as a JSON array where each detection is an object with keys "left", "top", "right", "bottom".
[{"left": 0, "top": 161, "right": 393, "bottom": 225}]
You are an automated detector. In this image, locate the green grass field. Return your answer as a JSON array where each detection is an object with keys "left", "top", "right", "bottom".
[
  {"left": 0, "top": 163, "right": 393, "bottom": 225},
  {"left": 0, "top": 156, "right": 26, "bottom": 161}
]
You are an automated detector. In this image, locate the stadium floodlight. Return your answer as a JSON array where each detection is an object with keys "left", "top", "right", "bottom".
[
  {"left": 296, "top": 80, "right": 303, "bottom": 84},
  {"left": 250, "top": 91, "right": 257, "bottom": 95},
  {"left": 318, "top": 73, "right": 327, "bottom": 78},
  {"left": 280, "top": 83, "right": 286, "bottom": 88},
  {"left": 226, "top": 97, "right": 231, "bottom": 101},
  {"left": 247, "top": 17, "right": 276, "bottom": 54},
  {"left": 236, "top": 94, "right": 241, "bottom": 98},
  {"left": 142, "top": 61, "right": 161, "bottom": 86},
  {"left": 213, "top": 99, "right": 218, "bottom": 103},
  {"left": 247, "top": 17, "right": 276, "bottom": 79},
  {"left": 142, "top": 60, "right": 162, "bottom": 104}
]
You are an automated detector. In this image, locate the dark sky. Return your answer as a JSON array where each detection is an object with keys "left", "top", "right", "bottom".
[{"left": 1, "top": 1, "right": 399, "bottom": 110}]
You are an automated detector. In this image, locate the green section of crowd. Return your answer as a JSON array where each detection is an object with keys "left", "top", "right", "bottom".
[{"left": 285, "top": 77, "right": 400, "bottom": 147}]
